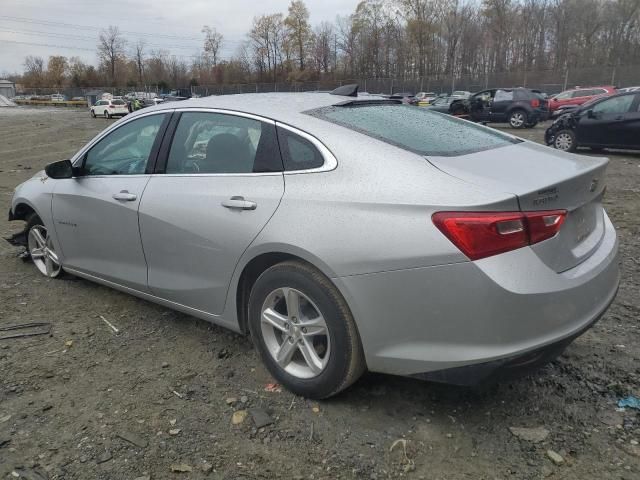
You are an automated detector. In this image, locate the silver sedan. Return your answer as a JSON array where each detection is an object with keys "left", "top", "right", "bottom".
[{"left": 7, "top": 86, "right": 619, "bottom": 398}]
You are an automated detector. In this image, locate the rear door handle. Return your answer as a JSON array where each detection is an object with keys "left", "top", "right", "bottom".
[
  {"left": 221, "top": 196, "right": 257, "bottom": 210},
  {"left": 112, "top": 190, "right": 137, "bottom": 201}
]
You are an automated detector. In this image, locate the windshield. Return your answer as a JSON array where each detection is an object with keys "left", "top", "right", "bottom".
[{"left": 309, "top": 104, "right": 519, "bottom": 156}]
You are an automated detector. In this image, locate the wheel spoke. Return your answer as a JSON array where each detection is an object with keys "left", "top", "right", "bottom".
[
  {"left": 30, "top": 247, "right": 45, "bottom": 259},
  {"left": 300, "top": 316, "right": 327, "bottom": 336},
  {"left": 275, "top": 338, "right": 297, "bottom": 367},
  {"left": 297, "top": 337, "right": 324, "bottom": 374},
  {"left": 45, "top": 255, "right": 54, "bottom": 276},
  {"left": 284, "top": 288, "right": 300, "bottom": 320},
  {"left": 262, "top": 307, "right": 289, "bottom": 332},
  {"left": 31, "top": 228, "right": 46, "bottom": 249}
]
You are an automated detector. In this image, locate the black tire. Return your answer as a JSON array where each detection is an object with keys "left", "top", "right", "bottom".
[
  {"left": 508, "top": 109, "right": 528, "bottom": 129},
  {"left": 248, "top": 261, "right": 365, "bottom": 399},
  {"left": 90, "top": 109, "right": 96, "bottom": 118},
  {"left": 552, "top": 129, "right": 577, "bottom": 152},
  {"left": 524, "top": 121, "right": 538, "bottom": 128},
  {"left": 104, "top": 110, "right": 110, "bottom": 119},
  {"left": 450, "top": 103, "right": 465, "bottom": 115}
]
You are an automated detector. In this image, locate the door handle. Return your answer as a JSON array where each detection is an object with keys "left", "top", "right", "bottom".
[
  {"left": 221, "top": 196, "right": 257, "bottom": 210},
  {"left": 112, "top": 190, "right": 137, "bottom": 201}
]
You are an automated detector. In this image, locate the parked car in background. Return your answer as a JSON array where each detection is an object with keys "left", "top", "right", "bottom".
[
  {"left": 90, "top": 98, "right": 128, "bottom": 118},
  {"left": 545, "top": 91, "right": 640, "bottom": 152},
  {"left": 415, "top": 92, "right": 438, "bottom": 105},
  {"left": 451, "top": 90, "right": 471, "bottom": 98},
  {"left": 51, "top": 94, "right": 65, "bottom": 102},
  {"left": 451, "top": 87, "right": 549, "bottom": 128},
  {"left": 618, "top": 86, "right": 640, "bottom": 93},
  {"left": 548, "top": 86, "right": 615, "bottom": 116},
  {"left": 423, "top": 96, "right": 458, "bottom": 113},
  {"left": 389, "top": 92, "right": 416, "bottom": 104}
]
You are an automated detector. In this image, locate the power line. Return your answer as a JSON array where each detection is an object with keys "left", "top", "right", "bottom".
[
  {"left": 0, "top": 38, "right": 95, "bottom": 52},
  {"left": 0, "top": 28, "right": 204, "bottom": 51},
  {"left": 0, "top": 15, "right": 204, "bottom": 41}
]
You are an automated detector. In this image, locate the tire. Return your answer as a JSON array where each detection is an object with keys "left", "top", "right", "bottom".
[
  {"left": 104, "top": 110, "right": 110, "bottom": 119},
  {"left": 508, "top": 109, "right": 528, "bottom": 129},
  {"left": 553, "top": 129, "right": 577, "bottom": 152},
  {"left": 90, "top": 109, "right": 96, "bottom": 118},
  {"left": 451, "top": 103, "right": 465, "bottom": 115},
  {"left": 524, "top": 121, "right": 538, "bottom": 128},
  {"left": 248, "top": 261, "right": 365, "bottom": 399},
  {"left": 25, "top": 214, "right": 63, "bottom": 278}
]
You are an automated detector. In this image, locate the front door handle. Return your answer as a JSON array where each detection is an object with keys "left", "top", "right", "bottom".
[
  {"left": 112, "top": 190, "right": 137, "bottom": 201},
  {"left": 221, "top": 196, "right": 257, "bottom": 210}
]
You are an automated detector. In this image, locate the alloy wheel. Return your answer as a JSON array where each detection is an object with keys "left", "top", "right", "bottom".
[
  {"left": 260, "top": 287, "right": 331, "bottom": 379},
  {"left": 28, "top": 225, "right": 62, "bottom": 278},
  {"left": 555, "top": 132, "right": 573, "bottom": 151},
  {"left": 510, "top": 111, "right": 525, "bottom": 128}
]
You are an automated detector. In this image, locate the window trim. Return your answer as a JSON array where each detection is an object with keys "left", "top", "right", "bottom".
[
  {"left": 152, "top": 107, "right": 336, "bottom": 176},
  {"left": 71, "top": 109, "right": 174, "bottom": 167}
]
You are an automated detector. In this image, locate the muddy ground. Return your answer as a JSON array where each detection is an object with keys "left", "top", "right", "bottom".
[{"left": 0, "top": 108, "right": 639, "bottom": 480}]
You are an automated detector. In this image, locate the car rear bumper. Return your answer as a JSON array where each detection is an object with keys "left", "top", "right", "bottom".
[{"left": 335, "top": 213, "right": 619, "bottom": 380}]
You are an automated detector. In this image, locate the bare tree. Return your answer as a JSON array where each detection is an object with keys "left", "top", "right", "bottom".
[
  {"left": 285, "top": 0, "right": 312, "bottom": 70},
  {"left": 98, "top": 26, "right": 126, "bottom": 84},
  {"left": 202, "top": 26, "right": 223, "bottom": 66},
  {"left": 23, "top": 55, "right": 45, "bottom": 87},
  {"left": 133, "top": 40, "right": 146, "bottom": 84}
]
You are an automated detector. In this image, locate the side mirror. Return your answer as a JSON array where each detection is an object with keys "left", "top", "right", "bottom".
[
  {"left": 587, "top": 109, "right": 595, "bottom": 119},
  {"left": 44, "top": 159, "right": 74, "bottom": 179}
]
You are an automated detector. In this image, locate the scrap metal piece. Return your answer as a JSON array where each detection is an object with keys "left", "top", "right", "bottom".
[{"left": 0, "top": 322, "right": 51, "bottom": 340}]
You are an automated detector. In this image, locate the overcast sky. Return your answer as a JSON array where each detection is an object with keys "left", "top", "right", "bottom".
[{"left": 0, "top": 0, "right": 360, "bottom": 75}]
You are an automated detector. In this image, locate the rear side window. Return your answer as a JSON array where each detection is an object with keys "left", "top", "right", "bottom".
[
  {"left": 166, "top": 112, "right": 281, "bottom": 174},
  {"left": 277, "top": 128, "right": 324, "bottom": 171},
  {"left": 592, "top": 95, "right": 635, "bottom": 115},
  {"left": 495, "top": 90, "right": 514, "bottom": 101},
  {"left": 309, "top": 104, "right": 518, "bottom": 156}
]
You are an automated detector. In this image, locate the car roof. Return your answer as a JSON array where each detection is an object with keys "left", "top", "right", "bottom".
[{"left": 136, "top": 92, "right": 390, "bottom": 125}]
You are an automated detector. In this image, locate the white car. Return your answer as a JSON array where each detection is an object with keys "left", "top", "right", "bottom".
[
  {"left": 90, "top": 99, "right": 129, "bottom": 119},
  {"left": 51, "top": 94, "right": 65, "bottom": 102}
]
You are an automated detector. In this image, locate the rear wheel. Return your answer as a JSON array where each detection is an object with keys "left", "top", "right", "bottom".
[
  {"left": 248, "top": 261, "right": 365, "bottom": 399},
  {"left": 553, "top": 129, "right": 577, "bottom": 152},
  {"left": 90, "top": 109, "right": 96, "bottom": 118},
  {"left": 25, "top": 214, "right": 62, "bottom": 278},
  {"left": 508, "top": 109, "right": 528, "bottom": 128},
  {"left": 104, "top": 110, "right": 110, "bottom": 119},
  {"left": 524, "top": 121, "right": 538, "bottom": 128}
]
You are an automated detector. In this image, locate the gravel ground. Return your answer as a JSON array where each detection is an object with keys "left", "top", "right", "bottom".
[{"left": 0, "top": 108, "right": 639, "bottom": 480}]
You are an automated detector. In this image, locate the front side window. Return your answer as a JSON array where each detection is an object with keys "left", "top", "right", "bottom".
[
  {"left": 83, "top": 113, "right": 166, "bottom": 175},
  {"left": 166, "top": 112, "right": 280, "bottom": 174},
  {"left": 592, "top": 95, "right": 635, "bottom": 115},
  {"left": 555, "top": 91, "right": 572, "bottom": 100},
  {"left": 309, "top": 103, "right": 518, "bottom": 157}
]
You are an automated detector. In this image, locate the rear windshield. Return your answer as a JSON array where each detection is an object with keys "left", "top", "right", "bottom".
[
  {"left": 112, "top": 100, "right": 125, "bottom": 105},
  {"left": 308, "top": 104, "right": 519, "bottom": 156}
]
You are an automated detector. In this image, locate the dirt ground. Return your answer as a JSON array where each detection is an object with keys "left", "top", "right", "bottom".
[{"left": 0, "top": 107, "right": 639, "bottom": 480}]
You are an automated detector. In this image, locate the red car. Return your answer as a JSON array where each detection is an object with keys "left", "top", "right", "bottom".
[{"left": 548, "top": 86, "right": 616, "bottom": 114}]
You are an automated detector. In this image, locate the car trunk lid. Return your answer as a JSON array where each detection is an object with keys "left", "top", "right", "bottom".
[{"left": 426, "top": 141, "right": 608, "bottom": 272}]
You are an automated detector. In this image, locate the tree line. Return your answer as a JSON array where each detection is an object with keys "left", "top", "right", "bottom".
[{"left": 16, "top": 0, "right": 640, "bottom": 90}]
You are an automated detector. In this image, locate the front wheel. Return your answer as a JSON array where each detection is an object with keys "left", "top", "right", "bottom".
[
  {"left": 553, "top": 129, "right": 577, "bottom": 152},
  {"left": 26, "top": 214, "right": 62, "bottom": 278},
  {"left": 90, "top": 109, "right": 96, "bottom": 118},
  {"left": 508, "top": 109, "right": 528, "bottom": 128},
  {"left": 104, "top": 110, "right": 110, "bottom": 119},
  {"left": 248, "top": 261, "right": 365, "bottom": 399}
]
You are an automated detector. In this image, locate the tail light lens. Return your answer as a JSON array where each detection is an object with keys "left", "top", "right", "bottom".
[
  {"left": 109, "top": 105, "right": 115, "bottom": 108},
  {"left": 432, "top": 210, "right": 567, "bottom": 260},
  {"left": 530, "top": 98, "right": 540, "bottom": 108}
]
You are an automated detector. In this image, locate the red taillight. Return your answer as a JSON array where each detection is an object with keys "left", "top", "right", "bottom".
[
  {"left": 109, "top": 105, "right": 115, "bottom": 108},
  {"left": 530, "top": 98, "right": 540, "bottom": 108},
  {"left": 432, "top": 210, "right": 567, "bottom": 260}
]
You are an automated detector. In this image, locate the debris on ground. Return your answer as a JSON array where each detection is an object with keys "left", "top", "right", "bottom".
[
  {"left": 0, "top": 322, "right": 51, "bottom": 340},
  {"left": 509, "top": 426, "right": 550, "bottom": 443},
  {"left": 100, "top": 314, "right": 120, "bottom": 334},
  {"left": 546, "top": 449, "right": 564, "bottom": 465},
  {"left": 264, "top": 383, "right": 282, "bottom": 393},
  {"left": 250, "top": 408, "right": 274, "bottom": 428},
  {"left": 170, "top": 463, "right": 193, "bottom": 473},
  {"left": 231, "top": 410, "right": 248, "bottom": 425},
  {"left": 116, "top": 432, "right": 148, "bottom": 448},
  {"left": 618, "top": 396, "right": 640, "bottom": 410}
]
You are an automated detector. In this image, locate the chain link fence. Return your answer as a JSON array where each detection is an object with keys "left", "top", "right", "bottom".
[{"left": 15, "top": 64, "right": 640, "bottom": 99}]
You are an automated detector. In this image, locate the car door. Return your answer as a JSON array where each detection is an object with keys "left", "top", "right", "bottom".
[
  {"left": 616, "top": 94, "right": 640, "bottom": 148},
  {"left": 576, "top": 94, "right": 636, "bottom": 147},
  {"left": 489, "top": 89, "right": 513, "bottom": 122},
  {"left": 51, "top": 111, "right": 170, "bottom": 291},
  {"left": 139, "top": 110, "right": 285, "bottom": 315},
  {"left": 470, "top": 90, "right": 493, "bottom": 121}
]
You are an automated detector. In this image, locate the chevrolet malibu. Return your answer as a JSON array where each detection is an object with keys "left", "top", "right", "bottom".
[{"left": 7, "top": 85, "right": 619, "bottom": 399}]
